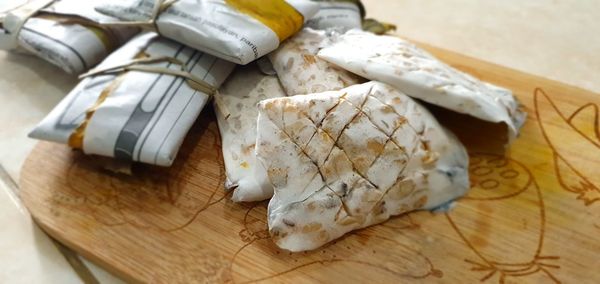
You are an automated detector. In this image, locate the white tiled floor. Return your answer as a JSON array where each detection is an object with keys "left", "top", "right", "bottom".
[
  {"left": 0, "top": 165, "right": 124, "bottom": 283},
  {"left": 0, "top": 176, "right": 82, "bottom": 284},
  {"left": 363, "top": 0, "right": 600, "bottom": 94},
  {"left": 1, "top": 0, "right": 599, "bottom": 282},
  {"left": 0, "top": 51, "right": 75, "bottom": 181}
]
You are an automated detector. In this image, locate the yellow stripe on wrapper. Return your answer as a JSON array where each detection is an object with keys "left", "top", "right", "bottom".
[
  {"left": 68, "top": 74, "right": 127, "bottom": 149},
  {"left": 68, "top": 47, "right": 219, "bottom": 151},
  {"left": 69, "top": 51, "right": 152, "bottom": 149},
  {"left": 225, "top": 0, "right": 304, "bottom": 42}
]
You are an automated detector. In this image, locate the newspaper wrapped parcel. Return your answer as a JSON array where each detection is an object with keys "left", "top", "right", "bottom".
[
  {"left": 29, "top": 32, "right": 235, "bottom": 166},
  {"left": 0, "top": 0, "right": 138, "bottom": 74},
  {"left": 95, "top": 0, "right": 320, "bottom": 65}
]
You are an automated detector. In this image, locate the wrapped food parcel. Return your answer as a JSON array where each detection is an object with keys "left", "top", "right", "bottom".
[
  {"left": 257, "top": 81, "right": 470, "bottom": 251},
  {"left": 213, "top": 64, "right": 287, "bottom": 202},
  {"left": 0, "top": 0, "right": 138, "bottom": 74},
  {"left": 306, "top": 0, "right": 364, "bottom": 31},
  {"left": 95, "top": 0, "right": 320, "bottom": 65},
  {"left": 29, "top": 32, "right": 235, "bottom": 166},
  {"left": 318, "top": 30, "right": 526, "bottom": 142}
]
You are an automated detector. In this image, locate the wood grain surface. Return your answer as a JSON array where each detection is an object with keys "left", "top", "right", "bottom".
[{"left": 20, "top": 43, "right": 600, "bottom": 283}]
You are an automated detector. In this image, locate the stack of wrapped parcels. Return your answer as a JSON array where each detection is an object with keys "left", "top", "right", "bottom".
[
  {"left": 15, "top": 0, "right": 525, "bottom": 252},
  {"left": 0, "top": 0, "right": 138, "bottom": 74}
]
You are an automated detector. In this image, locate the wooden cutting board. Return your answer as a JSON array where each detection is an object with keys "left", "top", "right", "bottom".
[{"left": 20, "top": 44, "right": 600, "bottom": 283}]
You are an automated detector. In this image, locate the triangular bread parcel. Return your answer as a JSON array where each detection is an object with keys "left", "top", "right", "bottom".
[
  {"left": 256, "top": 81, "right": 470, "bottom": 251},
  {"left": 318, "top": 30, "right": 526, "bottom": 143}
]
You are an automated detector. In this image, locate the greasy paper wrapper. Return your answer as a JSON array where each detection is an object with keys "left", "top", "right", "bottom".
[
  {"left": 0, "top": 0, "right": 138, "bottom": 74},
  {"left": 268, "top": 28, "right": 363, "bottom": 96},
  {"left": 96, "top": 0, "right": 320, "bottom": 65},
  {"left": 318, "top": 30, "right": 526, "bottom": 142},
  {"left": 306, "top": 1, "right": 362, "bottom": 31},
  {"left": 29, "top": 32, "right": 235, "bottom": 166},
  {"left": 214, "top": 64, "right": 286, "bottom": 202},
  {"left": 256, "top": 81, "right": 469, "bottom": 251}
]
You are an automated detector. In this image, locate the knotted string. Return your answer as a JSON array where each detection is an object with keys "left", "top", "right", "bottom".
[{"left": 79, "top": 55, "right": 216, "bottom": 95}]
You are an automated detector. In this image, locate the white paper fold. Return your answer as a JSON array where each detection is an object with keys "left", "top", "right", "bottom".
[
  {"left": 214, "top": 64, "right": 287, "bottom": 202},
  {"left": 268, "top": 28, "right": 363, "bottom": 96}
]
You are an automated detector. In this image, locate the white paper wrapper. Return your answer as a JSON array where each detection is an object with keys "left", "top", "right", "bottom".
[
  {"left": 29, "top": 32, "right": 235, "bottom": 166},
  {"left": 0, "top": 0, "right": 138, "bottom": 74},
  {"left": 214, "top": 64, "right": 287, "bottom": 202},
  {"left": 268, "top": 28, "right": 363, "bottom": 96},
  {"left": 318, "top": 30, "right": 526, "bottom": 142},
  {"left": 95, "top": 0, "right": 320, "bottom": 65},
  {"left": 256, "top": 81, "right": 469, "bottom": 251},
  {"left": 306, "top": 1, "right": 362, "bottom": 31}
]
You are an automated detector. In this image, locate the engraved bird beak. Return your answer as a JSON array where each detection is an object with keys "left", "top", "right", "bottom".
[{"left": 535, "top": 88, "right": 600, "bottom": 204}]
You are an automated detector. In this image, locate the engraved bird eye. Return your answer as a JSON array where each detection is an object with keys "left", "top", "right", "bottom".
[
  {"left": 500, "top": 169, "right": 519, "bottom": 179},
  {"left": 479, "top": 179, "right": 500, "bottom": 190},
  {"left": 469, "top": 156, "right": 483, "bottom": 166},
  {"left": 488, "top": 157, "right": 509, "bottom": 168},
  {"left": 472, "top": 166, "right": 493, "bottom": 176}
]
